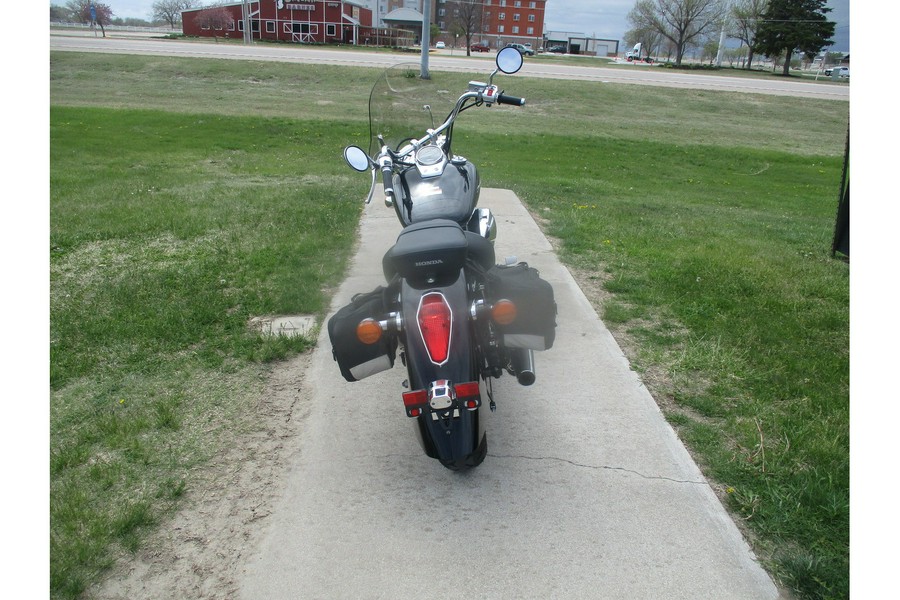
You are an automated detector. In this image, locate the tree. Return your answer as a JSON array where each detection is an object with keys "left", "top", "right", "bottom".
[
  {"left": 450, "top": 1, "right": 484, "bottom": 57},
  {"left": 627, "top": 0, "right": 726, "bottom": 66},
  {"left": 194, "top": 6, "right": 234, "bottom": 41},
  {"left": 153, "top": 0, "right": 199, "bottom": 30},
  {"left": 729, "top": 0, "right": 767, "bottom": 69},
  {"left": 50, "top": 4, "right": 71, "bottom": 21},
  {"left": 624, "top": 25, "right": 664, "bottom": 60},
  {"left": 66, "top": 0, "right": 114, "bottom": 37},
  {"left": 754, "top": 0, "right": 834, "bottom": 76}
]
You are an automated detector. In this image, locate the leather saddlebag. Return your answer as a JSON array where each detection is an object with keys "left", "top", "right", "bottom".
[
  {"left": 327, "top": 286, "right": 397, "bottom": 382},
  {"left": 486, "top": 263, "right": 557, "bottom": 351}
]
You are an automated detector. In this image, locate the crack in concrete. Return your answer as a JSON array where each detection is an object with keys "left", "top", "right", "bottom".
[{"left": 488, "top": 453, "right": 706, "bottom": 485}]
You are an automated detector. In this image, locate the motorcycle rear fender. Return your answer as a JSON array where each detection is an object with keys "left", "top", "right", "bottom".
[
  {"left": 401, "top": 271, "right": 474, "bottom": 388},
  {"left": 400, "top": 271, "right": 485, "bottom": 461}
]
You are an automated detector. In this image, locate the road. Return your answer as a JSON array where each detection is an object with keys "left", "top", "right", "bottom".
[
  {"left": 238, "top": 189, "right": 780, "bottom": 599},
  {"left": 50, "top": 32, "right": 848, "bottom": 100}
]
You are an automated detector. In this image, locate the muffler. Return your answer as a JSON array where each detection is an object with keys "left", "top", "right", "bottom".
[{"left": 510, "top": 348, "right": 536, "bottom": 386}]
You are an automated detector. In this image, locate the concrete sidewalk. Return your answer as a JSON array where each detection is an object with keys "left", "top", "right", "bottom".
[{"left": 239, "top": 188, "right": 780, "bottom": 599}]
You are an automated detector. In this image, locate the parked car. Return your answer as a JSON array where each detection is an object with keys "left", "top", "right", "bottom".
[
  {"left": 825, "top": 66, "right": 849, "bottom": 79},
  {"left": 546, "top": 45, "right": 567, "bottom": 54},
  {"left": 435, "top": 41, "right": 446, "bottom": 49},
  {"left": 470, "top": 42, "right": 490, "bottom": 53},
  {"left": 505, "top": 43, "right": 535, "bottom": 56}
]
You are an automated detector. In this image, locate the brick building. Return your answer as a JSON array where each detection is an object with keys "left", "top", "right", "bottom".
[
  {"left": 436, "top": 0, "right": 547, "bottom": 49},
  {"left": 182, "top": 0, "right": 373, "bottom": 44}
]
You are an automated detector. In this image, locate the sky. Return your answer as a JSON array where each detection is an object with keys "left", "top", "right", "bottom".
[
  {"left": 64, "top": 0, "right": 850, "bottom": 52},
  {"left": 545, "top": 0, "right": 849, "bottom": 52}
]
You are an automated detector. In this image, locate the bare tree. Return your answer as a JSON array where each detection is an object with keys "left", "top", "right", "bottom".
[
  {"left": 194, "top": 6, "right": 234, "bottom": 41},
  {"left": 627, "top": 0, "right": 726, "bottom": 66},
  {"left": 153, "top": 0, "right": 199, "bottom": 29},
  {"left": 450, "top": 1, "right": 484, "bottom": 57},
  {"left": 729, "top": 0, "right": 767, "bottom": 69},
  {"left": 624, "top": 25, "right": 664, "bottom": 59}
]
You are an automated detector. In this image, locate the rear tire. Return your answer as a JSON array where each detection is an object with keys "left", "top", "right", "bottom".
[{"left": 439, "top": 433, "right": 488, "bottom": 470}]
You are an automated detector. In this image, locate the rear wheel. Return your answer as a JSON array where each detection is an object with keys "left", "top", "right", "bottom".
[{"left": 439, "top": 433, "right": 488, "bottom": 470}]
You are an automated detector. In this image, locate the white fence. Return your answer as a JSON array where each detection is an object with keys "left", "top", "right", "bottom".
[{"left": 51, "top": 22, "right": 176, "bottom": 33}]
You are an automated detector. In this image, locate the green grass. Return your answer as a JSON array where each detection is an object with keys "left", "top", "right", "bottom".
[
  {"left": 49, "top": 105, "right": 367, "bottom": 598},
  {"left": 51, "top": 51, "right": 848, "bottom": 600},
  {"left": 475, "top": 136, "right": 848, "bottom": 599}
]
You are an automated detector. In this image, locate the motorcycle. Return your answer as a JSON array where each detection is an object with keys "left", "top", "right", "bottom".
[{"left": 328, "top": 48, "right": 556, "bottom": 470}]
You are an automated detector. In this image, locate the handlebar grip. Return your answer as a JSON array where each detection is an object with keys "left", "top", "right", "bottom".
[
  {"left": 497, "top": 92, "right": 525, "bottom": 106},
  {"left": 382, "top": 166, "right": 394, "bottom": 196}
]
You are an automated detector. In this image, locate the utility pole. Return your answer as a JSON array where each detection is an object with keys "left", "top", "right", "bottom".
[
  {"left": 420, "top": 0, "right": 431, "bottom": 79},
  {"left": 715, "top": 25, "right": 726, "bottom": 66},
  {"left": 243, "top": 0, "right": 252, "bottom": 45}
]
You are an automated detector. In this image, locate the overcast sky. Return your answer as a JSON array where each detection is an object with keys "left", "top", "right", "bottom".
[{"left": 64, "top": 0, "right": 850, "bottom": 52}]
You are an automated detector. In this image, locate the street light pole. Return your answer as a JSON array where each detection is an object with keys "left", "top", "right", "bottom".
[
  {"left": 420, "top": 0, "right": 431, "bottom": 79},
  {"left": 243, "top": 0, "right": 252, "bottom": 45}
]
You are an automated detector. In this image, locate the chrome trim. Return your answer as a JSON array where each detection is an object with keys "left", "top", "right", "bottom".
[
  {"left": 428, "top": 379, "right": 455, "bottom": 411},
  {"left": 474, "top": 208, "right": 497, "bottom": 242}
]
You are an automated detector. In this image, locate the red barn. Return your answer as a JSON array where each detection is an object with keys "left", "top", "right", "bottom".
[{"left": 182, "top": 0, "right": 373, "bottom": 45}]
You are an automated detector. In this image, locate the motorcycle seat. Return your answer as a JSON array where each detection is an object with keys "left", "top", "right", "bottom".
[{"left": 383, "top": 219, "right": 495, "bottom": 281}]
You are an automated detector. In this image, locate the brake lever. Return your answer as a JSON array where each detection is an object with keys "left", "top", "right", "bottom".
[{"left": 365, "top": 167, "right": 377, "bottom": 205}]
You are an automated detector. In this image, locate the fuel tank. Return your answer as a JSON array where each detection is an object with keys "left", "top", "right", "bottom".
[{"left": 393, "top": 160, "right": 480, "bottom": 227}]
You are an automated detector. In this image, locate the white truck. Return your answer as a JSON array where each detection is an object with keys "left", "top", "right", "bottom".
[{"left": 625, "top": 42, "right": 653, "bottom": 63}]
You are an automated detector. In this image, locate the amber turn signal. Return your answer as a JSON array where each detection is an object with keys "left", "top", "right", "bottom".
[
  {"left": 491, "top": 299, "right": 517, "bottom": 325},
  {"left": 356, "top": 318, "right": 383, "bottom": 344}
]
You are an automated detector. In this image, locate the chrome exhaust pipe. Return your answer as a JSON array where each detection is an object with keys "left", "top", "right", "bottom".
[{"left": 510, "top": 348, "right": 536, "bottom": 386}]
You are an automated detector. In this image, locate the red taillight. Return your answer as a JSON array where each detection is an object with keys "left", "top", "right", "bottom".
[
  {"left": 418, "top": 293, "right": 452, "bottom": 364},
  {"left": 403, "top": 389, "right": 427, "bottom": 417}
]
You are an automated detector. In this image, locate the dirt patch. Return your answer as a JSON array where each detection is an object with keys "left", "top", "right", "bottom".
[{"left": 86, "top": 352, "right": 312, "bottom": 600}]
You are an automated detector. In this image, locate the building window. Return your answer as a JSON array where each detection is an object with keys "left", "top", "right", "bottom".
[
  {"left": 438, "top": 8, "right": 445, "bottom": 16},
  {"left": 514, "top": 0, "right": 521, "bottom": 6},
  {"left": 266, "top": 21, "right": 275, "bottom": 33},
  {"left": 512, "top": 26, "right": 519, "bottom": 33},
  {"left": 498, "top": 25, "right": 504, "bottom": 33},
  {"left": 526, "top": 27, "right": 533, "bottom": 34},
  {"left": 529, "top": 1, "right": 536, "bottom": 7},
  {"left": 327, "top": 24, "right": 336, "bottom": 36},
  {"left": 500, "top": 0, "right": 506, "bottom": 6},
  {"left": 528, "top": 14, "right": 535, "bottom": 21},
  {"left": 498, "top": 12, "right": 505, "bottom": 20},
  {"left": 513, "top": 14, "right": 520, "bottom": 21}
]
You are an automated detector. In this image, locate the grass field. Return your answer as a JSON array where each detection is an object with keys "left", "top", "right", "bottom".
[{"left": 50, "top": 51, "right": 849, "bottom": 599}]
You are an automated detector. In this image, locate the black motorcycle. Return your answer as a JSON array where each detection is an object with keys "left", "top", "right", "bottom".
[{"left": 329, "top": 48, "right": 556, "bottom": 470}]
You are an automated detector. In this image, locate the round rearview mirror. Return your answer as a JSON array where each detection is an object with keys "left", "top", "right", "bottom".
[
  {"left": 496, "top": 47, "right": 524, "bottom": 74},
  {"left": 343, "top": 146, "right": 371, "bottom": 172}
]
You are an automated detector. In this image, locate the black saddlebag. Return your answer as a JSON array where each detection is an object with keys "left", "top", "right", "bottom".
[
  {"left": 327, "top": 286, "right": 397, "bottom": 382},
  {"left": 486, "top": 263, "right": 557, "bottom": 351}
]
